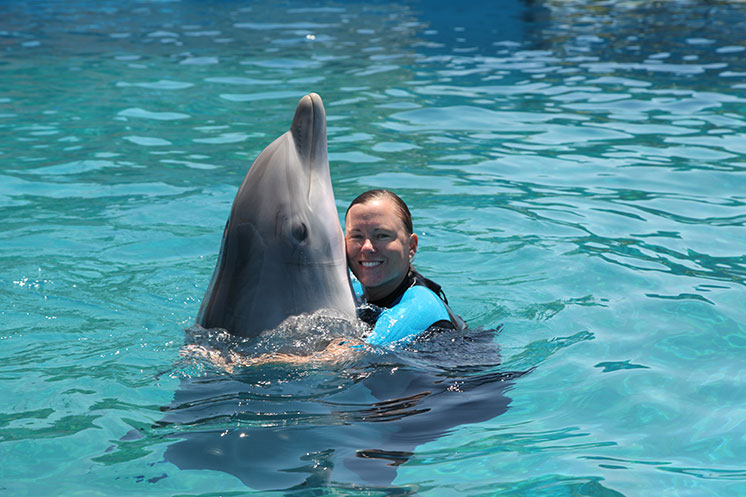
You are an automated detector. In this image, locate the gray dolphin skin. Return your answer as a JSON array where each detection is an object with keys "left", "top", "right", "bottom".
[{"left": 196, "top": 93, "right": 357, "bottom": 338}]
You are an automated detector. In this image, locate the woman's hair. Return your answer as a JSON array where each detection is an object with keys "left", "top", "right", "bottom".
[{"left": 346, "top": 189, "right": 413, "bottom": 234}]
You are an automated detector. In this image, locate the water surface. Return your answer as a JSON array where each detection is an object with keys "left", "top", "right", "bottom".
[{"left": 2, "top": 1, "right": 746, "bottom": 496}]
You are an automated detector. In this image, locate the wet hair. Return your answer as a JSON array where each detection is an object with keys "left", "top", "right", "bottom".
[{"left": 346, "top": 189, "right": 413, "bottom": 235}]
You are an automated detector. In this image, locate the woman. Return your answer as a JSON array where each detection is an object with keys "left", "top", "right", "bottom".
[{"left": 345, "top": 190, "right": 464, "bottom": 346}]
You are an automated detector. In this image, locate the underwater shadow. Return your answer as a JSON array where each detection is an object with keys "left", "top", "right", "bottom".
[{"left": 157, "top": 327, "right": 526, "bottom": 491}]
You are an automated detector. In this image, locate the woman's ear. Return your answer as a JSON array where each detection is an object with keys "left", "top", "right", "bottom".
[{"left": 409, "top": 233, "right": 418, "bottom": 259}]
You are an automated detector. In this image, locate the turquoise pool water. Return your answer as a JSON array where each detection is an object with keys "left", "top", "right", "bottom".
[{"left": 2, "top": 0, "right": 746, "bottom": 495}]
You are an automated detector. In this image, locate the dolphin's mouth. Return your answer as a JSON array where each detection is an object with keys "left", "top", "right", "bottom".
[
  {"left": 281, "top": 260, "right": 344, "bottom": 267},
  {"left": 308, "top": 94, "right": 317, "bottom": 158},
  {"left": 305, "top": 95, "right": 316, "bottom": 164},
  {"left": 288, "top": 93, "right": 326, "bottom": 204},
  {"left": 290, "top": 92, "right": 324, "bottom": 169}
]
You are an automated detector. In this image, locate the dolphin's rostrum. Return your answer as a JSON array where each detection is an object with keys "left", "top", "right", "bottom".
[{"left": 196, "top": 93, "right": 357, "bottom": 337}]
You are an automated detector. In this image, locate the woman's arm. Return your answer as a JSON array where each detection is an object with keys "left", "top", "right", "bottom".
[{"left": 181, "top": 338, "right": 366, "bottom": 373}]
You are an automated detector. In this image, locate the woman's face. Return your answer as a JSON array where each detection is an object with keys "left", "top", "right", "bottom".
[{"left": 345, "top": 198, "right": 417, "bottom": 302}]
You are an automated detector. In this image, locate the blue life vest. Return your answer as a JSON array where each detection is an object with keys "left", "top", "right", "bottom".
[{"left": 352, "top": 268, "right": 463, "bottom": 346}]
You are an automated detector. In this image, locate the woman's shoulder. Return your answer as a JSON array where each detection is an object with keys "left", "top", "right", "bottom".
[
  {"left": 365, "top": 285, "right": 451, "bottom": 346},
  {"left": 399, "top": 284, "right": 450, "bottom": 312}
]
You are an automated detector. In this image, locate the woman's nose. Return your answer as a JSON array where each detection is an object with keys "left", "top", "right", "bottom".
[{"left": 361, "top": 238, "right": 374, "bottom": 252}]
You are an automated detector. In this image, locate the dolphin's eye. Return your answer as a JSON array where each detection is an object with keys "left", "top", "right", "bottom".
[{"left": 292, "top": 222, "right": 308, "bottom": 242}]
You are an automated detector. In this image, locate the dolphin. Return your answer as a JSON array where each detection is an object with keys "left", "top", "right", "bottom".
[
  {"left": 196, "top": 93, "right": 357, "bottom": 338},
  {"left": 158, "top": 329, "right": 519, "bottom": 490}
]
